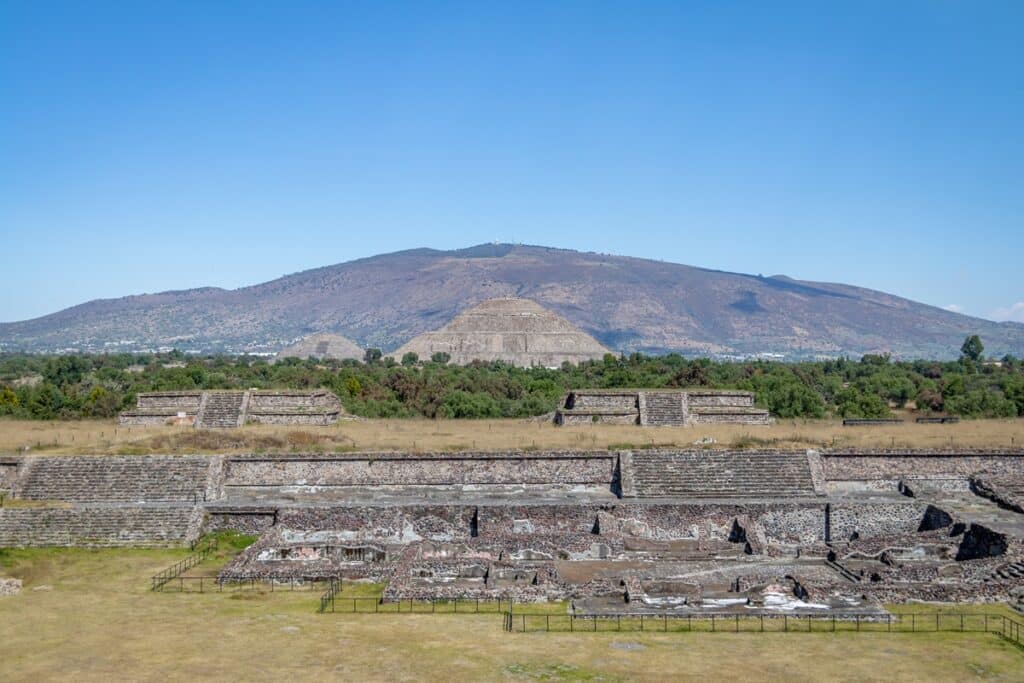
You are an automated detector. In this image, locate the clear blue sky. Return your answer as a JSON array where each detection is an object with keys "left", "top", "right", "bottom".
[{"left": 2, "top": 1, "right": 1022, "bottom": 323}]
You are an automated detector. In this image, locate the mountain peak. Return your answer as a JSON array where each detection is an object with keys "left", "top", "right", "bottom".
[{"left": 1, "top": 244, "right": 1021, "bottom": 359}]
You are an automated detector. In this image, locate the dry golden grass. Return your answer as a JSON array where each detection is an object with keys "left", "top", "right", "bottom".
[
  {"left": 1, "top": 416, "right": 1023, "bottom": 455},
  {"left": 0, "top": 547, "right": 1021, "bottom": 682}
]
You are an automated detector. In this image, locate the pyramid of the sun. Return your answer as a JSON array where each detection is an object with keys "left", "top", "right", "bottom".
[
  {"left": 393, "top": 298, "right": 611, "bottom": 367},
  {"left": 276, "top": 333, "right": 363, "bottom": 361}
]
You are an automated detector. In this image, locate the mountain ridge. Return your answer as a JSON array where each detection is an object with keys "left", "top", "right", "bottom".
[{"left": 2, "top": 243, "right": 1021, "bottom": 359}]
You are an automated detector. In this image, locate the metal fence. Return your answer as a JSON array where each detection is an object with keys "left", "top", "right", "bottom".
[
  {"left": 318, "top": 594, "right": 516, "bottom": 615},
  {"left": 156, "top": 575, "right": 333, "bottom": 593},
  {"left": 502, "top": 611, "right": 1024, "bottom": 647},
  {"left": 150, "top": 539, "right": 219, "bottom": 591}
]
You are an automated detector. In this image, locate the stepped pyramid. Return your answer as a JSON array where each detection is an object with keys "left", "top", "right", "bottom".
[
  {"left": 276, "top": 333, "right": 363, "bottom": 361},
  {"left": 392, "top": 298, "right": 611, "bottom": 367}
]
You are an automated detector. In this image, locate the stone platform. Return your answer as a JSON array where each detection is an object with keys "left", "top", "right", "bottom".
[
  {"left": 554, "top": 389, "right": 772, "bottom": 426},
  {"left": 118, "top": 389, "right": 344, "bottom": 428},
  {"left": 1, "top": 448, "right": 1022, "bottom": 611}
]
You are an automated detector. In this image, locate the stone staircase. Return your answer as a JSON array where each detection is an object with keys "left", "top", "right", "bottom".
[
  {"left": 196, "top": 391, "right": 246, "bottom": 429},
  {"left": 0, "top": 507, "right": 197, "bottom": 547},
  {"left": 15, "top": 456, "right": 210, "bottom": 503},
  {"left": 627, "top": 450, "right": 817, "bottom": 498},
  {"left": 985, "top": 560, "right": 1024, "bottom": 583},
  {"left": 641, "top": 392, "right": 687, "bottom": 426}
]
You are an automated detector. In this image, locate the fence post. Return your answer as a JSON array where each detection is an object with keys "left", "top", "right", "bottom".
[
  {"left": 912, "top": 614, "right": 915, "bottom": 632},
  {"left": 936, "top": 613, "right": 939, "bottom": 632},
  {"left": 711, "top": 615, "right": 715, "bottom": 633},
  {"left": 784, "top": 615, "right": 787, "bottom": 632}
]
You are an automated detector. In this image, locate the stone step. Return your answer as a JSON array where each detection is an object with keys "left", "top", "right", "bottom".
[
  {"left": 16, "top": 456, "right": 209, "bottom": 503},
  {"left": 628, "top": 451, "right": 816, "bottom": 497},
  {"left": 0, "top": 507, "right": 196, "bottom": 547}
]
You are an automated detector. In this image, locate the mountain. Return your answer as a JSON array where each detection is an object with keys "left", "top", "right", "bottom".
[{"left": 1, "top": 243, "right": 1021, "bottom": 359}]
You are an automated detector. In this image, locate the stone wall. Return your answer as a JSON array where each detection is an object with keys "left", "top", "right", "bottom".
[
  {"left": 0, "top": 507, "right": 200, "bottom": 547},
  {"left": 686, "top": 391, "right": 755, "bottom": 407},
  {"left": 248, "top": 390, "right": 339, "bottom": 409},
  {"left": 224, "top": 452, "right": 615, "bottom": 488},
  {"left": 205, "top": 509, "right": 278, "bottom": 535},
  {"left": 137, "top": 392, "right": 203, "bottom": 411},
  {"left": 15, "top": 456, "right": 210, "bottom": 503},
  {"left": 554, "top": 390, "right": 770, "bottom": 426},
  {"left": 689, "top": 408, "right": 773, "bottom": 425},
  {"left": 827, "top": 501, "right": 929, "bottom": 541},
  {"left": 120, "top": 389, "right": 345, "bottom": 427},
  {"left": 0, "top": 460, "right": 18, "bottom": 495},
  {"left": 821, "top": 451, "right": 1024, "bottom": 488},
  {"left": 566, "top": 393, "right": 636, "bottom": 410}
]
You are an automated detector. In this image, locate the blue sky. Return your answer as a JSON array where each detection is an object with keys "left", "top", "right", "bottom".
[{"left": 2, "top": 2, "right": 1022, "bottom": 323}]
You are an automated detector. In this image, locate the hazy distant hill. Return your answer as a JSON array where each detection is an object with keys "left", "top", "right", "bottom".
[{"left": 2, "top": 243, "right": 1022, "bottom": 359}]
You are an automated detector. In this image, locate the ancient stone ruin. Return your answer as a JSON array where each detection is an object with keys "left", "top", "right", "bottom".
[
  {"left": 554, "top": 389, "right": 771, "bottom": 426},
  {"left": 2, "top": 448, "right": 1023, "bottom": 616},
  {"left": 275, "top": 333, "right": 364, "bottom": 362},
  {"left": 118, "top": 389, "right": 344, "bottom": 428},
  {"left": 392, "top": 298, "right": 611, "bottom": 367}
]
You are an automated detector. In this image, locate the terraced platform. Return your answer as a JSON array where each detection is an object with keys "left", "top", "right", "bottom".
[
  {"left": 0, "top": 506, "right": 199, "bottom": 547},
  {"left": 15, "top": 456, "right": 210, "bottom": 504},
  {"left": 627, "top": 450, "right": 818, "bottom": 498}
]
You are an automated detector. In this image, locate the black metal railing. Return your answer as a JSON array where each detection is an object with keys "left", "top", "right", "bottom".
[
  {"left": 150, "top": 538, "right": 218, "bottom": 591},
  {"left": 501, "top": 610, "right": 1024, "bottom": 648},
  {"left": 318, "top": 595, "right": 516, "bottom": 615},
  {"left": 157, "top": 575, "right": 333, "bottom": 593},
  {"left": 318, "top": 579, "right": 343, "bottom": 613}
]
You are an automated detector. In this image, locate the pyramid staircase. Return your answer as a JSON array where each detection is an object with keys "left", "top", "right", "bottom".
[
  {"left": 641, "top": 392, "right": 687, "bottom": 426},
  {"left": 627, "top": 450, "right": 818, "bottom": 498},
  {"left": 196, "top": 391, "right": 247, "bottom": 429}
]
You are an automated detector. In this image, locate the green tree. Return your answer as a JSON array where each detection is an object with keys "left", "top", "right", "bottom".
[
  {"left": 0, "top": 385, "right": 18, "bottom": 415},
  {"left": 960, "top": 335, "right": 984, "bottom": 362},
  {"left": 364, "top": 348, "right": 382, "bottom": 365},
  {"left": 430, "top": 352, "right": 451, "bottom": 365},
  {"left": 401, "top": 352, "right": 419, "bottom": 366}
]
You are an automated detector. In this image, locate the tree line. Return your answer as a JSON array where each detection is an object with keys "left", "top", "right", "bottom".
[{"left": 0, "top": 336, "right": 1021, "bottom": 421}]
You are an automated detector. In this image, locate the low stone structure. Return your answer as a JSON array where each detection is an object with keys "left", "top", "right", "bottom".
[
  {"left": 554, "top": 389, "right": 771, "bottom": 426},
  {"left": 0, "top": 578, "right": 21, "bottom": 596},
  {"left": 118, "top": 389, "right": 344, "bottom": 428},
  {"left": 2, "top": 448, "right": 1022, "bottom": 612},
  {"left": 392, "top": 298, "right": 611, "bottom": 367}
]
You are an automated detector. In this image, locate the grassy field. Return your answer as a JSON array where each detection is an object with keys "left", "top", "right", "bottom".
[
  {"left": 0, "top": 547, "right": 1021, "bottom": 681},
  {"left": 1, "top": 415, "right": 1023, "bottom": 455}
]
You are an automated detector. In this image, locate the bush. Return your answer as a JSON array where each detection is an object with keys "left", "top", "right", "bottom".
[{"left": 437, "top": 391, "right": 502, "bottom": 419}]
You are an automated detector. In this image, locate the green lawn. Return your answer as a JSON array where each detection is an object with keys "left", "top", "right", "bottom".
[{"left": 0, "top": 547, "right": 1021, "bottom": 682}]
